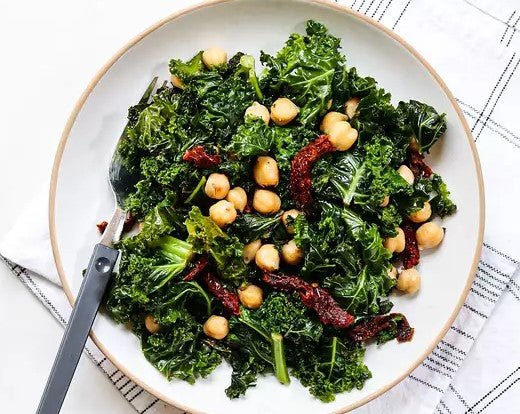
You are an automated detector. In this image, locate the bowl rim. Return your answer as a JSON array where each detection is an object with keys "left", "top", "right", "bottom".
[{"left": 48, "top": 0, "right": 485, "bottom": 412}]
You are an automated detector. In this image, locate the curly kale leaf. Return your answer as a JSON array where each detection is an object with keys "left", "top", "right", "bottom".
[
  {"left": 142, "top": 308, "right": 221, "bottom": 383},
  {"left": 314, "top": 140, "right": 410, "bottom": 214},
  {"left": 330, "top": 67, "right": 377, "bottom": 111},
  {"left": 260, "top": 20, "right": 344, "bottom": 126},
  {"left": 227, "top": 293, "right": 323, "bottom": 393},
  {"left": 293, "top": 337, "right": 371, "bottom": 402},
  {"left": 229, "top": 212, "right": 283, "bottom": 244},
  {"left": 430, "top": 174, "right": 457, "bottom": 217},
  {"left": 185, "top": 206, "right": 247, "bottom": 284},
  {"left": 169, "top": 51, "right": 205, "bottom": 83},
  {"left": 398, "top": 100, "right": 447, "bottom": 153}
]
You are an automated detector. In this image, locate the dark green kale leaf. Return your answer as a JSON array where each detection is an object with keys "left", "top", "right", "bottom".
[
  {"left": 260, "top": 20, "right": 345, "bottom": 126},
  {"left": 227, "top": 293, "right": 322, "bottom": 394},
  {"left": 398, "top": 100, "right": 447, "bottom": 153},
  {"left": 228, "top": 212, "right": 283, "bottom": 244},
  {"left": 185, "top": 206, "right": 247, "bottom": 284},
  {"left": 292, "top": 337, "right": 371, "bottom": 402},
  {"left": 430, "top": 174, "right": 457, "bottom": 217},
  {"left": 169, "top": 51, "right": 205, "bottom": 83},
  {"left": 330, "top": 67, "right": 377, "bottom": 111},
  {"left": 142, "top": 308, "right": 221, "bottom": 383}
]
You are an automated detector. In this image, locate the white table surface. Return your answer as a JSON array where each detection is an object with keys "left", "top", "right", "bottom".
[{"left": 0, "top": 1, "right": 196, "bottom": 412}]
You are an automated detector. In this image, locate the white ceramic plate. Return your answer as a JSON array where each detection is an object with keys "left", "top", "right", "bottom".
[{"left": 50, "top": 0, "right": 484, "bottom": 412}]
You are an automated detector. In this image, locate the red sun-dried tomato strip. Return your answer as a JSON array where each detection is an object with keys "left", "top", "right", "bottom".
[
  {"left": 96, "top": 221, "right": 108, "bottom": 234},
  {"left": 262, "top": 272, "right": 354, "bottom": 329},
  {"left": 347, "top": 313, "right": 414, "bottom": 343},
  {"left": 183, "top": 145, "right": 221, "bottom": 168},
  {"left": 290, "top": 135, "right": 335, "bottom": 214},
  {"left": 408, "top": 149, "right": 432, "bottom": 178},
  {"left": 183, "top": 256, "right": 209, "bottom": 281},
  {"left": 300, "top": 285, "right": 355, "bottom": 329},
  {"left": 123, "top": 211, "right": 136, "bottom": 233},
  {"left": 202, "top": 271, "right": 240, "bottom": 316},
  {"left": 400, "top": 221, "right": 420, "bottom": 269}
]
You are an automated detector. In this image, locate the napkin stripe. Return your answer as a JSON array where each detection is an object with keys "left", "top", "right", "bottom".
[
  {"left": 506, "top": 16, "right": 520, "bottom": 47},
  {"left": 392, "top": 0, "right": 412, "bottom": 29}
]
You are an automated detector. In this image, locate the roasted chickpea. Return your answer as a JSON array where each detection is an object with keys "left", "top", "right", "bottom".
[
  {"left": 409, "top": 201, "right": 432, "bottom": 223},
  {"left": 243, "top": 239, "right": 262, "bottom": 264},
  {"left": 209, "top": 200, "right": 237, "bottom": 228},
  {"left": 397, "top": 165, "right": 414, "bottom": 185},
  {"left": 205, "top": 173, "right": 230, "bottom": 199},
  {"left": 384, "top": 227, "right": 405, "bottom": 254},
  {"left": 144, "top": 315, "right": 160, "bottom": 334},
  {"left": 245, "top": 101, "right": 270, "bottom": 124},
  {"left": 397, "top": 268, "right": 421, "bottom": 294},
  {"left": 226, "top": 187, "right": 247, "bottom": 212},
  {"left": 327, "top": 121, "right": 358, "bottom": 151},
  {"left": 170, "top": 74, "right": 185, "bottom": 89},
  {"left": 281, "top": 240, "right": 304, "bottom": 265},
  {"left": 203, "top": 315, "right": 229, "bottom": 340},
  {"left": 281, "top": 209, "right": 301, "bottom": 234},
  {"left": 416, "top": 221, "right": 444, "bottom": 249},
  {"left": 253, "top": 156, "right": 279, "bottom": 187},
  {"left": 380, "top": 195, "right": 390, "bottom": 208},
  {"left": 345, "top": 96, "right": 360, "bottom": 120},
  {"left": 238, "top": 284, "right": 264, "bottom": 309},
  {"left": 202, "top": 46, "right": 227, "bottom": 68},
  {"left": 270, "top": 98, "right": 299, "bottom": 125},
  {"left": 255, "top": 244, "right": 280, "bottom": 271},
  {"left": 320, "top": 111, "right": 348, "bottom": 134},
  {"left": 253, "top": 190, "right": 281, "bottom": 214},
  {"left": 388, "top": 266, "right": 398, "bottom": 279}
]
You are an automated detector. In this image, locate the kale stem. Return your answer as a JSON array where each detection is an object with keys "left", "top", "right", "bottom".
[{"left": 271, "top": 333, "right": 290, "bottom": 385}]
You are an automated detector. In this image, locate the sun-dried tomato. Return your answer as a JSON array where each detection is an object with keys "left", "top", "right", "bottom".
[
  {"left": 123, "top": 211, "right": 136, "bottom": 232},
  {"left": 183, "top": 145, "right": 221, "bottom": 168},
  {"left": 400, "top": 221, "right": 420, "bottom": 269},
  {"left": 96, "top": 221, "right": 108, "bottom": 234},
  {"left": 202, "top": 271, "right": 240, "bottom": 316},
  {"left": 348, "top": 313, "right": 414, "bottom": 343},
  {"left": 183, "top": 256, "right": 209, "bottom": 281},
  {"left": 300, "top": 285, "right": 355, "bottom": 329},
  {"left": 262, "top": 272, "right": 354, "bottom": 329},
  {"left": 408, "top": 149, "right": 432, "bottom": 178},
  {"left": 290, "top": 135, "right": 335, "bottom": 213}
]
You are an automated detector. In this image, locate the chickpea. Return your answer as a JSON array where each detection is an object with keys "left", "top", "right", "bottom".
[
  {"left": 380, "top": 195, "right": 390, "bottom": 208},
  {"left": 202, "top": 46, "right": 227, "bottom": 68},
  {"left": 409, "top": 201, "right": 432, "bottom": 223},
  {"left": 270, "top": 98, "right": 299, "bottom": 125},
  {"left": 384, "top": 227, "right": 405, "bottom": 254},
  {"left": 255, "top": 244, "right": 280, "bottom": 271},
  {"left": 245, "top": 101, "right": 270, "bottom": 125},
  {"left": 205, "top": 173, "right": 230, "bottom": 199},
  {"left": 397, "top": 267, "right": 421, "bottom": 294},
  {"left": 327, "top": 121, "right": 358, "bottom": 151},
  {"left": 170, "top": 74, "right": 185, "bottom": 89},
  {"left": 281, "top": 240, "right": 304, "bottom": 265},
  {"left": 238, "top": 284, "right": 264, "bottom": 309},
  {"left": 203, "top": 315, "right": 229, "bottom": 340},
  {"left": 253, "top": 156, "right": 279, "bottom": 187},
  {"left": 416, "top": 221, "right": 444, "bottom": 249},
  {"left": 388, "top": 266, "right": 398, "bottom": 279},
  {"left": 253, "top": 190, "right": 281, "bottom": 214},
  {"left": 281, "top": 209, "right": 301, "bottom": 234},
  {"left": 243, "top": 239, "right": 262, "bottom": 264},
  {"left": 144, "top": 315, "right": 160, "bottom": 334},
  {"left": 226, "top": 187, "right": 248, "bottom": 212},
  {"left": 320, "top": 111, "right": 348, "bottom": 134},
  {"left": 345, "top": 96, "right": 360, "bottom": 120},
  {"left": 397, "top": 165, "right": 414, "bottom": 185},
  {"left": 209, "top": 200, "right": 237, "bottom": 228}
]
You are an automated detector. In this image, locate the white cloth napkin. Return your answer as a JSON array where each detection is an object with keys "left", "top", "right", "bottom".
[{"left": 2, "top": 0, "right": 520, "bottom": 413}]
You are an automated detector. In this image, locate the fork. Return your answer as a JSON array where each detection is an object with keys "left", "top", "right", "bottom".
[{"left": 36, "top": 77, "right": 160, "bottom": 414}]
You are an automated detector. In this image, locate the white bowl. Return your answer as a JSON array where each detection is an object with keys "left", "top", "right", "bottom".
[{"left": 49, "top": 0, "right": 484, "bottom": 412}]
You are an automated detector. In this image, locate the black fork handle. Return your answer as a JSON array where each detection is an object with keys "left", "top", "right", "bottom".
[{"left": 36, "top": 244, "right": 119, "bottom": 414}]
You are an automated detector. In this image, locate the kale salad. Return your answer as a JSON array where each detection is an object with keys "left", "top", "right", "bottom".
[{"left": 102, "top": 21, "right": 456, "bottom": 402}]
